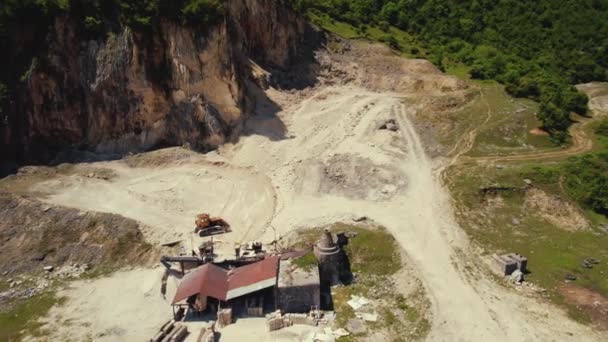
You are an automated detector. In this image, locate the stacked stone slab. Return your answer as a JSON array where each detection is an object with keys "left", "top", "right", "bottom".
[
  {"left": 284, "top": 313, "right": 316, "bottom": 326},
  {"left": 266, "top": 310, "right": 293, "bottom": 331},
  {"left": 266, "top": 311, "right": 316, "bottom": 331},
  {"left": 492, "top": 253, "right": 528, "bottom": 276},
  {"left": 313, "top": 229, "right": 343, "bottom": 286}
]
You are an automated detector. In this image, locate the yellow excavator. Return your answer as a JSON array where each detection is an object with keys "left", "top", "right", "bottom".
[{"left": 194, "top": 213, "right": 231, "bottom": 237}]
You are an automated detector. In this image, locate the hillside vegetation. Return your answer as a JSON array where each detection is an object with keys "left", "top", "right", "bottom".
[
  {"left": 0, "top": 0, "right": 224, "bottom": 31},
  {"left": 533, "top": 120, "right": 608, "bottom": 215},
  {"left": 291, "top": 0, "right": 608, "bottom": 141}
]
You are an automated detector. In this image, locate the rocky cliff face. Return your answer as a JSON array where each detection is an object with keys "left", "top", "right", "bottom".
[{"left": 0, "top": 0, "right": 319, "bottom": 169}]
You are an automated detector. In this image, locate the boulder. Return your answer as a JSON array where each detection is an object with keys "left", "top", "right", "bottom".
[{"left": 509, "top": 269, "right": 524, "bottom": 284}]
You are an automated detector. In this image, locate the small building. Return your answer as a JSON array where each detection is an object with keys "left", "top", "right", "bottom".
[
  {"left": 277, "top": 258, "right": 321, "bottom": 313},
  {"left": 492, "top": 253, "right": 527, "bottom": 276},
  {"left": 171, "top": 256, "right": 280, "bottom": 319}
]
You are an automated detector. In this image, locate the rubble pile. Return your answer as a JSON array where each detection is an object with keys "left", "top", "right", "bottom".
[
  {"left": 347, "top": 295, "right": 378, "bottom": 322},
  {"left": 47, "top": 263, "right": 90, "bottom": 279},
  {"left": 0, "top": 275, "right": 51, "bottom": 304},
  {"left": 266, "top": 310, "right": 322, "bottom": 332},
  {"left": 305, "top": 327, "right": 351, "bottom": 342},
  {"left": 266, "top": 311, "right": 294, "bottom": 332}
]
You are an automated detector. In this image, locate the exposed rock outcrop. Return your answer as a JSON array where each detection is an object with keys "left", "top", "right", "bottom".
[{"left": 0, "top": 0, "right": 320, "bottom": 168}]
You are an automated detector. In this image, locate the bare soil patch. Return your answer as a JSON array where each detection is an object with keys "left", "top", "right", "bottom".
[
  {"left": 559, "top": 283, "right": 608, "bottom": 330},
  {"left": 530, "top": 127, "right": 550, "bottom": 136},
  {"left": 524, "top": 188, "right": 589, "bottom": 231}
]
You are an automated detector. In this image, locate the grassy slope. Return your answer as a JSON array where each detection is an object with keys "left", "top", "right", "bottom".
[
  {"left": 307, "top": 11, "right": 426, "bottom": 59},
  {"left": 446, "top": 108, "right": 608, "bottom": 323},
  {"left": 443, "top": 63, "right": 608, "bottom": 320},
  {"left": 437, "top": 80, "right": 555, "bottom": 154},
  {"left": 449, "top": 164, "right": 608, "bottom": 322},
  {"left": 0, "top": 291, "right": 65, "bottom": 341},
  {"left": 465, "top": 85, "right": 554, "bottom": 155},
  {"left": 296, "top": 223, "right": 430, "bottom": 341}
]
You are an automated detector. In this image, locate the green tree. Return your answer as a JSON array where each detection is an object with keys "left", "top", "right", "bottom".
[
  {"left": 181, "top": 0, "right": 224, "bottom": 27},
  {"left": 538, "top": 100, "right": 570, "bottom": 135}
]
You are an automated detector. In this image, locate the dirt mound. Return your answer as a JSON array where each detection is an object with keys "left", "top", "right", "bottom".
[
  {"left": 524, "top": 188, "right": 589, "bottom": 231},
  {"left": 317, "top": 154, "right": 406, "bottom": 200},
  {"left": 122, "top": 147, "right": 201, "bottom": 168},
  {"left": 327, "top": 40, "right": 468, "bottom": 96},
  {"left": 529, "top": 127, "right": 550, "bottom": 136},
  {"left": 0, "top": 193, "right": 155, "bottom": 275}
]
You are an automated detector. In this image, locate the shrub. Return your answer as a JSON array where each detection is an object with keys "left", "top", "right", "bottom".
[{"left": 181, "top": 0, "right": 223, "bottom": 27}]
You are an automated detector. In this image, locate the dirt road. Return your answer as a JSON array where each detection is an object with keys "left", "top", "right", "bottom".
[
  {"left": 32, "top": 86, "right": 604, "bottom": 341},
  {"left": 459, "top": 115, "right": 595, "bottom": 164},
  {"left": 454, "top": 82, "right": 608, "bottom": 165}
]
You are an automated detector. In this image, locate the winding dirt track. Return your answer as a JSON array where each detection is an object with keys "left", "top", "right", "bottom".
[{"left": 453, "top": 87, "right": 605, "bottom": 166}]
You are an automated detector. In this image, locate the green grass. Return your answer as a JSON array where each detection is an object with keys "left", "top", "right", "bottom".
[
  {"left": 293, "top": 223, "right": 401, "bottom": 277},
  {"left": 0, "top": 279, "right": 10, "bottom": 292},
  {"left": 457, "top": 83, "right": 554, "bottom": 156},
  {"left": 303, "top": 10, "right": 560, "bottom": 158},
  {"left": 332, "top": 286, "right": 357, "bottom": 328},
  {"left": 0, "top": 291, "right": 65, "bottom": 341},
  {"left": 335, "top": 223, "right": 401, "bottom": 276},
  {"left": 292, "top": 251, "right": 318, "bottom": 272},
  {"left": 296, "top": 223, "right": 429, "bottom": 340},
  {"left": 306, "top": 11, "right": 425, "bottom": 58},
  {"left": 444, "top": 63, "right": 472, "bottom": 80},
  {"left": 307, "top": 11, "right": 359, "bottom": 39},
  {"left": 591, "top": 118, "right": 608, "bottom": 152},
  {"left": 448, "top": 161, "right": 608, "bottom": 323},
  {"left": 396, "top": 294, "right": 419, "bottom": 322}
]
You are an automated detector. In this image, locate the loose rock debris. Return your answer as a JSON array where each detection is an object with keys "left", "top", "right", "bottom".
[
  {"left": 355, "top": 312, "right": 378, "bottom": 322},
  {"left": 346, "top": 295, "right": 370, "bottom": 310},
  {"left": 379, "top": 119, "right": 399, "bottom": 131}
]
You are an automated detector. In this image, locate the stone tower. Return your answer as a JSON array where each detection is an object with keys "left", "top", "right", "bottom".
[{"left": 313, "top": 229, "right": 342, "bottom": 286}]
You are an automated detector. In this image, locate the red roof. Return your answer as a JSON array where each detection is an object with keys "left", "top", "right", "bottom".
[{"left": 172, "top": 256, "right": 279, "bottom": 304}]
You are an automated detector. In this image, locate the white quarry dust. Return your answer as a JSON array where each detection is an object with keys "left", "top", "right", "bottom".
[{"left": 34, "top": 86, "right": 604, "bottom": 341}]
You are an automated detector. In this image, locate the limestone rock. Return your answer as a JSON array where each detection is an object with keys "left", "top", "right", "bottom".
[{"left": 1, "top": 0, "right": 320, "bottom": 166}]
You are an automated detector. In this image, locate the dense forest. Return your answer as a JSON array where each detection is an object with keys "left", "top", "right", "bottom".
[
  {"left": 290, "top": 0, "right": 608, "bottom": 141},
  {"left": 0, "top": 0, "right": 224, "bottom": 31}
]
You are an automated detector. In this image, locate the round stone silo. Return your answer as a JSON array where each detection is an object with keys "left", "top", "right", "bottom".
[{"left": 313, "top": 229, "right": 342, "bottom": 286}]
